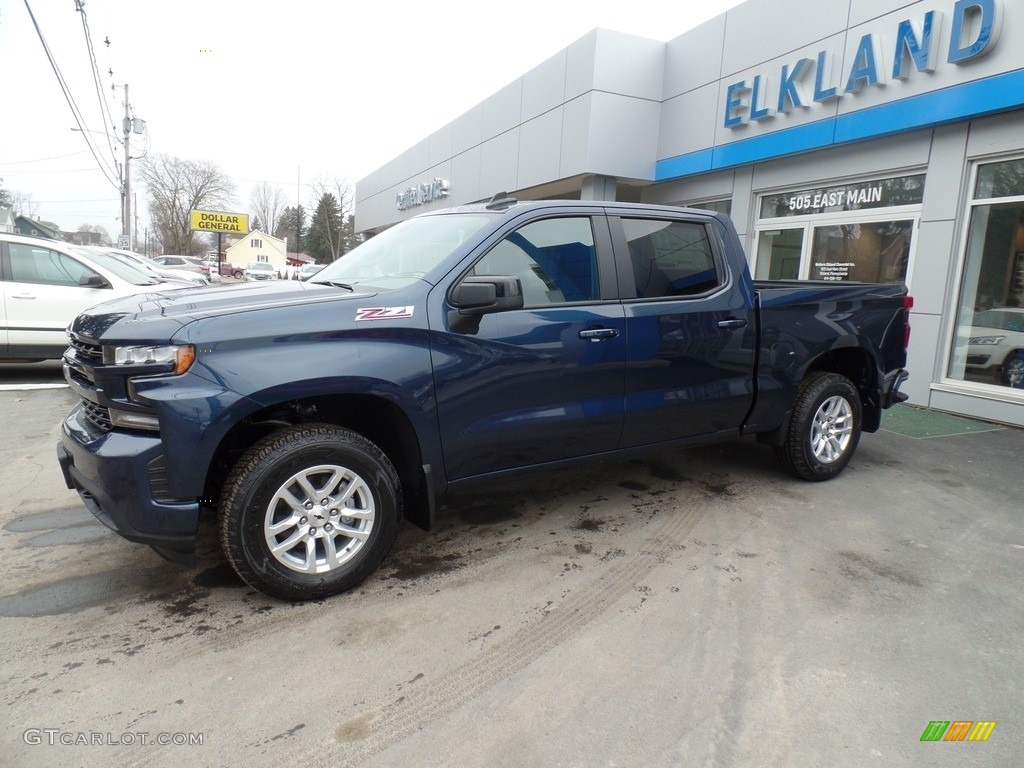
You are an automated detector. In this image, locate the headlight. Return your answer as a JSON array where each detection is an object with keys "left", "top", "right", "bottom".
[
  {"left": 102, "top": 344, "right": 195, "bottom": 374},
  {"left": 968, "top": 335, "right": 1005, "bottom": 345}
]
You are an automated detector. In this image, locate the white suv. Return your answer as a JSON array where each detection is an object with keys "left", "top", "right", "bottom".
[{"left": 0, "top": 233, "right": 193, "bottom": 362}]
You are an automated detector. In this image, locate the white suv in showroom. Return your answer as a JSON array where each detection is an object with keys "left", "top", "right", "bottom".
[{"left": 1, "top": 233, "right": 193, "bottom": 361}]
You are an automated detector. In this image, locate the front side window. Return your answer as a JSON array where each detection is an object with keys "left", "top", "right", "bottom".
[
  {"left": 622, "top": 218, "right": 720, "bottom": 298},
  {"left": 8, "top": 244, "right": 99, "bottom": 287},
  {"left": 473, "top": 217, "right": 598, "bottom": 306}
]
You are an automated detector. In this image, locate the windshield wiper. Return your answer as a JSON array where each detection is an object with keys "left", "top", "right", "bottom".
[{"left": 315, "top": 280, "right": 355, "bottom": 291}]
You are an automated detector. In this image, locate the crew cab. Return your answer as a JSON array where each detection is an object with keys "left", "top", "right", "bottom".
[{"left": 56, "top": 198, "right": 911, "bottom": 600}]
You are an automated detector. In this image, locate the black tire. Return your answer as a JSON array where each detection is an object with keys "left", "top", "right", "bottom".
[
  {"left": 232, "top": 270, "right": 243, "bottom": 279},
  {"left": 776, "top": 372, "right": 862, "bottom": 481},
  {"left": 1001, "top": 351, "right": 1024, "bottom": 389},
  {"left": 219, "top": 424, "right": 401, "bottom": 600}
]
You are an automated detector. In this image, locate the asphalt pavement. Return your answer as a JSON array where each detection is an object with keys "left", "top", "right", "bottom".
[{"left": 0, "top": 362, "right": 1020, "bottom": 767}]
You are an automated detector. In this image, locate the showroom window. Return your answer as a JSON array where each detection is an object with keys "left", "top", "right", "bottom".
[
  {"left": 754, "top": 175, "right": 923, "bottom": 283},
  {"left": 948, "top": 158, "right": 1024, "bottom": 391}
]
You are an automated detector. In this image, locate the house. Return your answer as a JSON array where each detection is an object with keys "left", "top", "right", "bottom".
[
  {"left": 0, "top": 206, "right": 14, "bottom": 233},
  {"left": 66, "top": 230, "right": 107, "bottom": 246},
  {"left": 225, "top": 230, "right": 287, "bottom": 272},
  {"left": 15, "top": 216, "right": 61, "bottom": 240}
]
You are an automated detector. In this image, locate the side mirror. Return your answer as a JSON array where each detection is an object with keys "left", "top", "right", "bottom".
[
  {"left": 451, "top": 276, "right": 524, "bottom": 315},
  {"left": 79, "top": 274, "right": 110, "bottom": 288}
]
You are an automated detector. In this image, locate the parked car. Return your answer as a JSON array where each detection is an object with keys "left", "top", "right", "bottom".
[
  {"left": 297, "top": 263, "right": 324, "bottom": 280},
  {"left": 244, "top": 262, "right": 278, "bottom": 281},
  {"left": 206, "top": 257, "right": 242, "bottom": 279},
  {"left": 57, "top": 199, "right": 911, "bottom": 600},
  {"left": 0, "top": 233, "right": 191, "bottom": 361},
  {"left": 85, "top": 247, "right": 208, "bottom": 287},
  {"left": 151, "top": 255, "right": 207, "bottom": 274},
  {"left": 965, "top": 307, "right": 1024, "bottom": 388}
]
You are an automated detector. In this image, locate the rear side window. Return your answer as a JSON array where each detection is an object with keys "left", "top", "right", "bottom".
[
  {"left": 622, "top": 218, "right": 720, "bottom": 299},
  {"left": 473, "top": 217, "right": 599, "bottom": 306}
]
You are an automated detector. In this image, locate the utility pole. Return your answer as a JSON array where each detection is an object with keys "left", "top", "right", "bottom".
[{"left": 122, "top": 84, "right": 132, "bottom": 250}]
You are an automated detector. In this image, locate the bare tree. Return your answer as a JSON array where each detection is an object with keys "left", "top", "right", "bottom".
[
  {"left": 249, "top": 181, "right": 287, "bottom": 237},
  {"left": 139, "top": 154, "right": 236, "bottom": 255},
  {"left": 8, "top": 190, "right": 40, "bottom": 218}
]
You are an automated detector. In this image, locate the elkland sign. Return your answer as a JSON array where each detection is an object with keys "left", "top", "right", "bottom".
[{"left": 724, "top": 0, "right": 1003, "bottom": 127}]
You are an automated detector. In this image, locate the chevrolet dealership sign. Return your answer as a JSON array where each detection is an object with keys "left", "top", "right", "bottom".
[{"left": 190, "top": 209, "right": 249, "bottom": 234}]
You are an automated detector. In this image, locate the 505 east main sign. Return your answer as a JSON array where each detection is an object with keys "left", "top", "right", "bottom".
[{"left": 724, "top": 0, "right": 1003, "bottom": 128}]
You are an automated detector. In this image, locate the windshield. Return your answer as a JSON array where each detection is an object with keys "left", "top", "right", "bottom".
[
  {"left": 313, "top": 213, "right": 496, "bottom": 289},
  {"left": 973, "top": 309, "right": 1024, "bottom": 332},
  {"left": 70, "top": 245, "right": 162, "bottom": 286}
]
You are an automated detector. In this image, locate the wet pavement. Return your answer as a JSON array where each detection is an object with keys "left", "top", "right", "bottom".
[{"left": 1, "top": 362, "right": 1020, "bottom": 766}]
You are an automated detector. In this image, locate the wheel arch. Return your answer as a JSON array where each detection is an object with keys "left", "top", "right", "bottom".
[
  {"left": 805, "top": 344, "right": 883, "bottom": 432},
  {"left": 205, "top": 392, "right": 435, "bottom": 530}
]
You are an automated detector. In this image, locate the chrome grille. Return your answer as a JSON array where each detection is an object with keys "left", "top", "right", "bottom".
[
  {"left": 68, "top": 334, "right": 103, "bottom": 362},
  {"left": 81, "top": 399, "right": 112, "bottom": 432}
]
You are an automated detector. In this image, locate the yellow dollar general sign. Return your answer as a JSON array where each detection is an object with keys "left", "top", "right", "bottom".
[
  {"left": 190, "top": 209, "right": 249, "bottom": 234},
  {"left": 920, "top": 721, "right": 997, "bottom": 742}
]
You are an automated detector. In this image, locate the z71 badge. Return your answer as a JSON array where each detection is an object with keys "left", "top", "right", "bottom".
[{"left": 355, "top": 306, "right": 415, "bottom": 321}]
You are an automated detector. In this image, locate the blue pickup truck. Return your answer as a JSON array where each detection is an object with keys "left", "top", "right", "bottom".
[{"left": 57, "top": 198, "right": 911, "bottom": 600}]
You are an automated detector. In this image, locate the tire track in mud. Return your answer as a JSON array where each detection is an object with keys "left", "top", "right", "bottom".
[{"left": 304, "top": 487, "right": 732, "bottom": 767}]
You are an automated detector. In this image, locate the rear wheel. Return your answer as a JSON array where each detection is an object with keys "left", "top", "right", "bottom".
[
  {"left": 232, "top": 269, "right": 243, "bottom": 279},
  {"left": 776, "top": 372, "right": 862, "bottom": 481},
  {"left": 219, "top": 424, "right": 401, "bottom": 600}
]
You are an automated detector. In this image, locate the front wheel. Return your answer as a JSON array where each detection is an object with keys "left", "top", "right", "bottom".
[
  {"left": 232, "top": 270, "right": 243, "bottom": 279},
  {"left": 219, "top": 424, "right": 402, "bottom": 600},
  {"left": 776, "top": 372, "right": 862, "bottom": 481},
  {"left": 1001, "top": 351, "right": 1024, "bottom": 388}
]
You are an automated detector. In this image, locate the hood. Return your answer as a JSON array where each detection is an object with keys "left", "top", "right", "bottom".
[{"left": 70, "top": 280, "right": 376, "bottom": 343}]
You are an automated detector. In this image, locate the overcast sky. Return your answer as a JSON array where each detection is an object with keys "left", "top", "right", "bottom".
[{"left": 1, "top": 0, "right": 744, "bottom": 237}]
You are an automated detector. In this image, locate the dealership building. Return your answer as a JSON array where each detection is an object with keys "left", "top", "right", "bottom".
[{"left": 355, "top": 0, "right": 1024, "bottom": 427}]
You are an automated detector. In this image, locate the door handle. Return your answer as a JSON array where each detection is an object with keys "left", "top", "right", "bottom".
[
  {"left": 579, "top": 328, "right": 620, "bottom": 342},
  {"left": 717, "top": 318, "right": 748, "bottom": 330},
  {"left": 11, "top": 293, "right": 37, "bottom": 299}
]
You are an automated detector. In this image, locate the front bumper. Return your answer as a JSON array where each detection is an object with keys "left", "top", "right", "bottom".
[{"left": 57, "top": 403, "right": 199, "bottom": 564}]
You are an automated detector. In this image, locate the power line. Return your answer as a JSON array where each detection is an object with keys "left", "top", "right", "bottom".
[
  {"left": 75, "top": 0, "right": 122, "bottom": 170},
  {"left": 22, "top": 0, "right": 120, "bottom": 191},
  {"left": 0, "top": 150, "right": 92, "bottom": 165}
]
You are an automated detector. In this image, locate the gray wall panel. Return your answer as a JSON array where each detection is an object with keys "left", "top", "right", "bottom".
[
  {"left": 586, "top": 92, "right": 660, "bottom": 180},
  {"left": 479, "top": 130, "right": 520, "bottom": 198},
  {"left": 966, "top": 110, "right": 1024, "bottom": 158},
  {"left": 659, "top": 84, "right": 721, "bottom": 160},
  {"left": 921, "top": 124, "right": 969, "bottom": 224},
  {"left": 408, "top": 138, "right": 429, "bottom": 178},
  {"left": 721, "top": 0, "right": 850, "bottom": 76},
  {"left": 750, "top": 131, "right": 930, "bottom": 191},
  {"left": 518, "top": 109, "right": 564, "bottom": 190},
  {"left": 564, "top": 31, "right": 598, "bottom": 101},
  {"left": 912, "top": 219, "right": 958, "bottom": 316},
  {"left": 481, "top": 80, "right": 524, "bottom": 142},
  {"left": 560, "top": 94, "right": 593, "bottom": 179},
  {"left": 451, "top": 146, "right": 483, "bottom": 205},
  {"left": 663, "top": 14, "right": 728, "bottom": 99},
  {"left": 427, "top": 125, "right": 453, "bottom": 170},
  {"left": 522, "top": 50, "right": 568, "bottom": 122},
  {"left": 452, "top": 105, "right": 482, "bottom": 156},
  {"left": 591, "top": 30, "right": 665, "bottom": 101}
]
